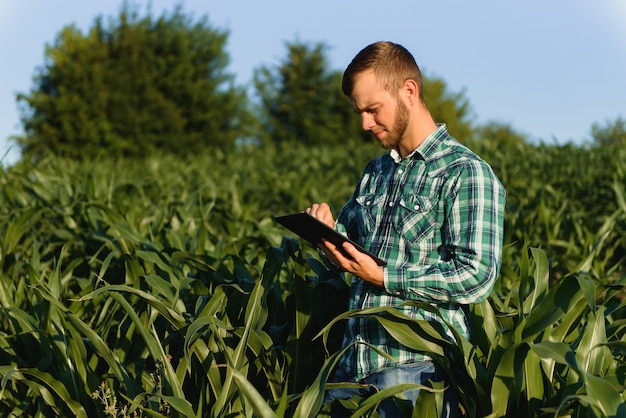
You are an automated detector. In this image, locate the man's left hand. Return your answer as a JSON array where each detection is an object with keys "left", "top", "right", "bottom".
[{"left": 319, "top": 239, "right": 384, "bottom": 287}]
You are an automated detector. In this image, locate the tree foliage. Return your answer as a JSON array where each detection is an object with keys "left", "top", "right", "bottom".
[
  {"left": 590, "top": 115, "right": 626, "bottom": 147},
  {"left": 473, "top": 121, "right": 528, "bottom": 150},
  {"left": 253, "top": 41, "right": 368, "bottom": 146},
  {"left": 15, "top": 3, "right": 251, "bottom": 161},
  {"left": 253, "top": 42, "right": 477, "bottom": 148},
  {"left": 422, "top": 75, "right": 475, "bottom": 142}
]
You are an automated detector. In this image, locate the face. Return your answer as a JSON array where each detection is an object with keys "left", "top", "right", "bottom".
[{"left": 349, "top": 71, "right": 409, "bottom": 150}]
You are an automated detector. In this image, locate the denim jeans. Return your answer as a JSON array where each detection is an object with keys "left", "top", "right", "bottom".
[{"left": 323, "top": 361, "right": 460, "bottom": 417}]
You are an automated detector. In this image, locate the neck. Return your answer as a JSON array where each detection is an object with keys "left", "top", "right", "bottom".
[{"left": 397, "top": 111, "right": 437, "bottom": 158}]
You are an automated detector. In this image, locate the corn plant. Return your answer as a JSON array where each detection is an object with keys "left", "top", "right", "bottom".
[{"left": 0, "top": 137, "right": 624, "bottom": 417}]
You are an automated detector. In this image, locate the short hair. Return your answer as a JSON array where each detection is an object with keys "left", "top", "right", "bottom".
[{"left": 342, "top": 41, "right": 424, "bottom": 101}]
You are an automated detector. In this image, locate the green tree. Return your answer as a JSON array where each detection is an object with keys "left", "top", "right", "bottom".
[
  {"left": 474, "top": 121, "right": 528, "bottom": 150},
  {"left": 253, "top": 41, "right": 368, "bottom": 146},
  {"left": 422, "top": 75, "right": 475, "bottom": 142},
  {"left": 14, "top": 3, "right": 251, "bottom": 161},
  {"left": 590, "top": 115, "right": 626, "bottom": 147},
  {"left": 253, "top": 42, "right": 475, "bottom": 148},
  {"left": 588, "top": 116, "right": 626, "bottom": 212}
]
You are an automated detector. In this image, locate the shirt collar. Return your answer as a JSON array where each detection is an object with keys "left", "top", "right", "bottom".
[{"left": 389, "top": 123, "right": 448, "bottom": 163}]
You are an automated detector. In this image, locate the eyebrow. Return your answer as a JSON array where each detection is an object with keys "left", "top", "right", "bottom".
[{"left": 352, "top": 103, "right": 380, "bottom": 114}]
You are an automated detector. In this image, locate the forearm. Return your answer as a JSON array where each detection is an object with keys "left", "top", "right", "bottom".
[{"left": 383, "top": 247, "right": 500, "bottom": 304}]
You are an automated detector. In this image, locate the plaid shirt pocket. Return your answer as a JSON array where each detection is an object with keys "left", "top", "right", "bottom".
[{"left": 393, "top": 193, "right": 436, "bottom": 242}]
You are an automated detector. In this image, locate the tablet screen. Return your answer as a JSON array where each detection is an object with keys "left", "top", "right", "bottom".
[{"left": 274, "top": 212, "right": 387, "bottom": 266}]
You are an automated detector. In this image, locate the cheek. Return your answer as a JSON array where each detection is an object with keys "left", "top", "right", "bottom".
[{"left": 377, "top": 113, "right": 390, "bottom": 127}]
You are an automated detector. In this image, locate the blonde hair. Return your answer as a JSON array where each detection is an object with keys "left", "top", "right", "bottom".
[{"left": 342, "top": 41, "right": 424, "bottom": 101}]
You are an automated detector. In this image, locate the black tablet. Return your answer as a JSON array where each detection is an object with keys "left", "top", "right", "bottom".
[{"left": 274, "top": 212, "right": 387, "bottom": 266}]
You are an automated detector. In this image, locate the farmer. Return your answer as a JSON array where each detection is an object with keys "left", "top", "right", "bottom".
[{"left": 307, "top": 41, "right": 506, "bottom": 417}]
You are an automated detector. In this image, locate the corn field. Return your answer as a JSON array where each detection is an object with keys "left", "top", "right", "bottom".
[{"left": 0, "top": 139, "right": 624, "bottom": 417}]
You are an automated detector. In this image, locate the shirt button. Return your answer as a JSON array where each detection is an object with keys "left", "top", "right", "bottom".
[
  {"left": 414, "top": 204, "right": 420, "bottom": 210},
  {"left": 398, "top": 169, "right": 403, "bottom": 174},
  {"left": 388, "top": 202, "right": 393, "bottom": 207}
]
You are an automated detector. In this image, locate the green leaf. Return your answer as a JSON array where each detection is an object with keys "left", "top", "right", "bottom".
[
  {"left": 78, "top": 284, "right": 186, "bottom": 328},
  {"left": 583, "top": 374, "right": 626, "bottom": 417},
  {"left": 530, "top": 341, "right": 580, "bottom": 370},
  {"left": 374, "top": 315, "right": 446, "bottom": 356},
  {"left": 293, "top": 347, "right": 349, "bottom": 418},
  {"left": 469, "top": 300, "right": 498, "bottom": 356},
  {"left": 522, "top": 349, "right": 544, "bottom": 416},
  {"left": 522, "top": 277, "right": 585, "bottom": 340},
  {"left": 576, "top": 308, "right": 609, "bottom": 376},
  {"left": 522, "top": 247, "right": 549, "bottom": 313},
  {"left": 0, "top": 367, "right": 88, "bottom": 418},
  {"left": 491, "top": 343, "right": 530, "bottom": 417},
  {"left": 231, "top": 369, "right": 277, "bottom": 418}
]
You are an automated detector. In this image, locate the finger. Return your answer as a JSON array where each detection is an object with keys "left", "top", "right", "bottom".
[
  {"left": 322, "top": 239, "right": 353, "bottom": 265},
  {"left": 319, "top": 204, "right": 334, "bottom": 226},
  {"left": 305, "top": 203, "right": 319, "bottom": 215},
  {"left": 307, "top": 203, "right": 325, "bottom": 218},
  {"left": 318, "top": 241, "right": 339, "bottom": 264},
  {"left": 339, "top": 241, "right": 359, "bottom": 260},
  {"left": 306, "top": 203, "right": 334, "bottom": 227}
]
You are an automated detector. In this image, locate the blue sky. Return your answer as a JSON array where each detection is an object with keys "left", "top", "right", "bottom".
[{"left": 1, "top": 0, "right": 625, "bottom": 165}]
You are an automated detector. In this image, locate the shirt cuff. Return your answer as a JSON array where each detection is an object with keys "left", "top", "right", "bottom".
[{"left": 383, "top": 267, "right": 404, "bottom": 297}]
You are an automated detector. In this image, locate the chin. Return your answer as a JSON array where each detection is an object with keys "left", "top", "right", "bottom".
[{"left": 378, "top": 137, "right": 398, "bottom": 150}]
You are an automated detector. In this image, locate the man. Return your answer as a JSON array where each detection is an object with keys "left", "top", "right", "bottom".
[{"left": 307, "top": 41, "right": 505, "bottom": 416}]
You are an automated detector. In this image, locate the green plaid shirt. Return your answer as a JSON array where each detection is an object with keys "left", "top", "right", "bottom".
[{"left": 335, "top": 124, "right": 505, "bottom": 379}]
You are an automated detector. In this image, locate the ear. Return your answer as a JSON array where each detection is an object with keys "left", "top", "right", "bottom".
[{"left": 400, "top": 79, "right": 420, "bottom": 106}]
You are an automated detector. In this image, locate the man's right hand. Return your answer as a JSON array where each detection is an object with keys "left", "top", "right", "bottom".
[{"left": 305, "top": 202, "right": 335, "bottom": 229}]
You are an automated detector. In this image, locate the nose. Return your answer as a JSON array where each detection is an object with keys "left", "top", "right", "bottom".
[{"left": 361, "top": 113, "right": 376, "bottom": 131}]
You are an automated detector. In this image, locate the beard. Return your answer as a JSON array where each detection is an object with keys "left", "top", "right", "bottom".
[{"left": 376, "top": 100, "right": 410, "bottom": 150}]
